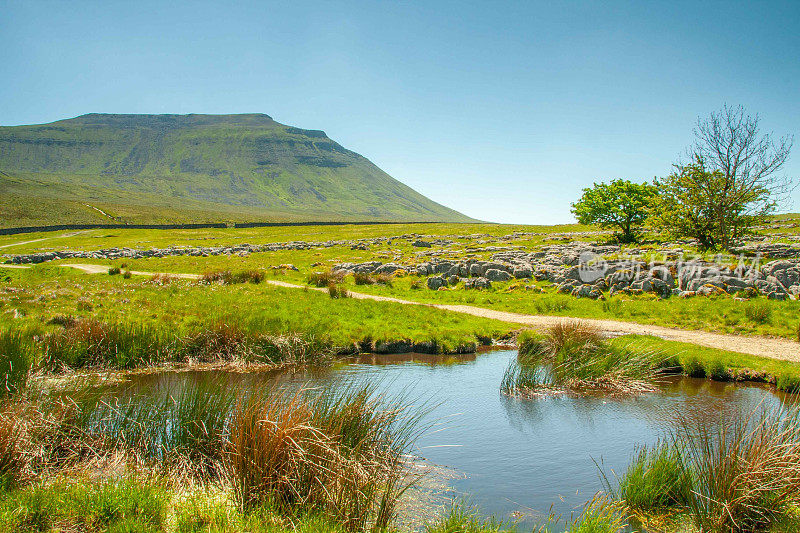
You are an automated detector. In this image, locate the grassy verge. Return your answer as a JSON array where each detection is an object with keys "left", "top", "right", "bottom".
[
  {"left": 0, "top": 379, "right": 424, "bottom": 532},
  {"left": 0, "top": 477, "right": 349, "bottom": 533},
  {"left": 0, "top": 267, "right": 514, "bottom": 376},
  {"left": 612, "top": 402, "right": 800, "bottom": 532},
  {"left": 609, "top": 335, "right": 800, "bottom": 392}
]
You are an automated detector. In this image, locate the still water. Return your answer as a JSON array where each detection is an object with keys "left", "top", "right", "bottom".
[{"left": 111, "top": 350, "right": 783, "bottom": 528}]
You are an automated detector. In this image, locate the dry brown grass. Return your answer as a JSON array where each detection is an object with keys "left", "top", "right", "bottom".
[
  {"left": 226, "top": 386, "right": 420, "bottom": 531},
  {"left": 0, "top": 402, "right": 29, "bottom": 488},
  {"left": 148, "top": 273, "right": 175, "bottom": 285},
  {"left": 307, "top": 271, "right": 345, "bottom": 288}
]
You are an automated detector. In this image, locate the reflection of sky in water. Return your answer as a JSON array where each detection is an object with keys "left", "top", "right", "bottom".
[{"left": 109, "top": 351, "right": 785, "bottom": 529}]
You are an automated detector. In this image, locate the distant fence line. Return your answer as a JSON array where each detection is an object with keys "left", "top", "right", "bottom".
[{"left": 0, "top": 220, "right": 439, "bottom": 236}]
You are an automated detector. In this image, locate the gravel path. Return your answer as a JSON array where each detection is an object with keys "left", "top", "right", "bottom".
[
  {"left": 17, "top": 263, "right": 800, "bottom": 363},
  {"left": 0, "top": 231, "right": 89, "bottom": 250}
]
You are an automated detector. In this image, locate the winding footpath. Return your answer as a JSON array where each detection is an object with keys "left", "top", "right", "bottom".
[{"left": 5, "top": 262, "right": 800, "bottom": 363}]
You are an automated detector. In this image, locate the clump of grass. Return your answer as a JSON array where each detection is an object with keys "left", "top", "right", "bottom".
[
  {"left": 375, "top": 273, "right": 393, "bottom": 287},
  {"left": 505, "top": 323, "right": 666, "bottom": 396},
  {"left": 41, "top": 319, "right": 166, "bottom": 370},
  {"left": 328, "top": 283, "right": 349, "bottom": 299},
  {"left": 227, "top": 384, "right": 423, "bottom": 531},
  {"left": 122, "top": 269, "right": 132, "bottom": 279},
  {"left": 307, "top": 271, "right": 344, "bottom": 287},
  {"left": 567, "top": 493, "right": 628, "bottom": 533},
  {"left": 148, "top": 272, "right": 175, "bottom": 285},
  {"left": 353, "top": 272, "right": 375, "bottom": 285},
  {"left": 108, "top": 266, "right": 121, "bottom": 275},
  {"left": 200, "top": 270, "right": 265, "bottom": 285},
  {"left": 744, "top": 300, "right": 773, "bottom": 324},
  {"left": 0, "top": 403, "right": 28, "bottom": 490},
  {"left": 0, "top": 330, "right": 34, "bottom": 396},
  {"left": 682, "top": 356, "right": 706, "bottom": 378},
  {"left": 613, "top": 402, "right": 800, "bottom": 532},
  {"left": 614, "top": 442, "right": 691, "bottom": 512},
  {"left": 36, "top": 319, "right": 327, "bottom": 371},
  {"left": 424, "top": 502, "right": 508, "bottom": 533},
  {"left": 680, "top": 403, "right": 800, "bottom": 532}
]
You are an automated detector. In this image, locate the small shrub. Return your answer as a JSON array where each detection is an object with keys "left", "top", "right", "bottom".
[
  {"left": 149, "top": 273, "right": 175, "bottom": 285},
  {"left": 122, "top": 270, "right": 132, "bottom": 279},
  {"left": 328, "top": 283, "right": 349, "bottom": 299},
  {"left": 108, "top": 266, "right": 121, "bottom": 275},
  {"left": 353, "top": 272, "right": 374, "bottom": 285},
  {"left": 231, "top": 270, "right": 265, "bottom": 284},
  {"left": 375, "top": 273, "right": 393, "bottom": 287},
  {"left": 307, "top": 271, "right": 344, "bottom": 287},
  {"left": 200, "top": 270, "right": 264, "bottom": 285},
  {"left": 744, "top": 301, "right": 772, "bottom": 324}
]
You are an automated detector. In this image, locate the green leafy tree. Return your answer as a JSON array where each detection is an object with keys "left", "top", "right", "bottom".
[
  {"left": 649, "top": 105, "right": 794, "bottom": 250},
  {"left": 571, "top": 179, "right": 657, "bottom": 243},
  {"left": 648, "top": 157, "right": 733, "bottom": 249}
]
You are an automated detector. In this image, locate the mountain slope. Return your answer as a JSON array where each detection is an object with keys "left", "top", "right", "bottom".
[{"left": 0, "top": 113, "right": 473, "bottom": 226}]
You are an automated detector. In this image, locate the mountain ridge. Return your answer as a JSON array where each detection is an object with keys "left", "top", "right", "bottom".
[{"left": 0, "top": 113, "right": 474, "bottom": 227}]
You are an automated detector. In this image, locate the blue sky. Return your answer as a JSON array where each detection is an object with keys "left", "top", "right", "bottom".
[{"left": 1, "top": 1, "right": 798, "bottom": 224}]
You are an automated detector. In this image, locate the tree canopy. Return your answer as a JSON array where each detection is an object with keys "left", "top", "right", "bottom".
[
  {"left": 570, "top": 179, "right": 657, "bottom": 243},
  {"left": 649, "top": 105, "right": 794, "bottom": 250}
]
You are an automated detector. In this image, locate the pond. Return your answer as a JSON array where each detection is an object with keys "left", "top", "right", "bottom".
[{"left": 106, "top": 350, "right": 785, "bottom": 530}]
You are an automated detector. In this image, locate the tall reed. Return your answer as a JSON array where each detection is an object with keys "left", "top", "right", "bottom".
[
  {"left": 4, "top": 380, "right": 425, "bottom": 532},
  {"left": 678, "top": 402, "right": 800, "bottom": 532},
  {"left": 226, "top": 384, "right": 424, "bottom": 531},
  {"left": 505, "top": 322, "right": 666, "bottom": 396},
  {"left": 0, "top": 330, "right": 34, "bottom": 395}
]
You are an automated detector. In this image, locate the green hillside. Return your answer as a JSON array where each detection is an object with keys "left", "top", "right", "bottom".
[{"left": 0, "top": 113, "right": 473, "bottom": 226}]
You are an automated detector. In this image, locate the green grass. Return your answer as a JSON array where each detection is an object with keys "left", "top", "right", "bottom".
[
  {"left": 614, "top": 443, "right": 692, "bottom": 512},
  {"left": 0, "top": 476, "right": 169, "bottom": 532},
  {"left": 609, "top": 335, "right": 800, "bottom": 392},
  {"left": 424, "top": 503, "right": 510, "bottom": 533},
  {"left": 0, "top": 477, "right": 347, "bottom": 533},
  {"left": 425, "top": 497, "right": 628, "bottom": 533},
  {"left": 15, "top": 219, "right": 795, "bottom": 341},
  {"left": 0, "top": 267, "right": 512, "bottom": 369},
  {"left": 611, "top": 403, "right": 800, "bottom": 533},
  {"left": 0, "top": 331, "right": 34, "bottom": 396},
  {"left": 503, "top": 324, "right": 667, "bottom": 395},
  {"left": 0, "top": 379, "right": 425, "bottom": 532}
]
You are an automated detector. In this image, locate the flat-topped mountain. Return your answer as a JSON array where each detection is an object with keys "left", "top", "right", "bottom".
[{"left": 0, "top": 113, "right": 473, "bottom": 226}]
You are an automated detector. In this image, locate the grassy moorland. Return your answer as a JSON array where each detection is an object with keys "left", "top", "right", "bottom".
[
  {"left": 3, "top": 219, "right": 800, "bottom": 385},
  {"left": 0, "top": 266, "right": 513, "bottom": 375},
  {"left": 0, "top": 113, "right": 473, "bottom": 226},
  {"left": 5, "top": 219, "right": 796, "bottom": 340}
]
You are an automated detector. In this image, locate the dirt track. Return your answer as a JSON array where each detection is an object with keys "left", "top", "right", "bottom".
[{"left": 13, "top": 263, "right": 800, "bottom": 363}]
